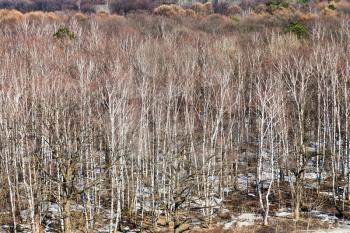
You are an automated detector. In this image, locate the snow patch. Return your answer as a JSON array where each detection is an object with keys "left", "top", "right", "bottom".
[
  {"left": 236, "top": 213, "right": 261, "bottom": 227},
  {"left": 311, "top": 210, "right": 338, "bottom": 222},
  {"left": 316, "top": 221, "right": 350, "bottom": 233},
  {"left": 275, "top": 208, "right": 293, "bottom": 217},
  {"left": 223, "top": 220, "right": 236, "bottom": 230}
]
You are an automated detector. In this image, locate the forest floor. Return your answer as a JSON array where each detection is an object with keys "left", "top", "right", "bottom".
[
  {"left": 1, "top": 192, "right": 349, "bottom": 233},
  {"left": 1, "top": 171, "right": 349, "bottom": 232}
]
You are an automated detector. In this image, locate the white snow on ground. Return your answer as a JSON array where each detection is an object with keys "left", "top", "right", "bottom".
[
  {"left": 319, "top": 191, "right": 335, "bottom": 197},
  {"left": 1, "top": 224, "right": 41, "bottom": 233},
  {"left": 191, "top": 218, "right": 202, "bottom": 227},
  {"left": 315, "top": 221, "right": 350, "bottom": 233},
  {"left": 44, "top": 220, "right": 55, "bottom": 233},
  {"left": 237, "top": 173, "right": 256, "bottom": 191},
  {"left": 219, "top": 208, "right": 347, "bottom": 231},
  {"left": 191, "top": 197, "right": 223, "bottom": 210},
  {"left": 42, "top": 202, "right": 61, "bottom": 233},
  {"left": 97, "top": 225, "right": 140, "bottom": 233},
  {"left": 43, "top": 202, "right": 61, "bottom": 217},
  {"left": 318, "top": 191, "right": 344, "bottom": 201},
  {"left": 236, "top": 213, "right": 262, "bottom": 227},
  {"left": 136, "top": 199, "right": 159, "bottom": 212},
  {"left": 17, "top": 224, "right": 31, "bottom": 233},
  {"left": 223, "top": 220, "right": 236, "bottom": 230},
  {"left": 275, "top": 211, "right": 292, "bottom": 217},
  {"left": 237, "top": 174, "right": 249, "bottom": 190},
  {"left": 223, "top": 187, "right": 233, "bottom": 194},
  {"left": 220, "top": 208, "right": 230, "bottom": 214},
  {"left": 310, "top": 210, "right": 338, "bottom": 222},
  {"left": 275, "top": 208, "right": 293, "bottom": 217},
  {"left": 97, "top": 224, "right": 117, "bottom": 232},
  {"left": 20, "top": 209, "right": 30, "bottom": 222},
  {"left": 304, "top": 172, "right": 318, "bottom": 180},
  {"left": 221, "top": 213, "right": 262, "bottom": 229}
]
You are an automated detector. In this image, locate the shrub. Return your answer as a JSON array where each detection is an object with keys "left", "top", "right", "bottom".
[
  {"left": 199, "top": 14, "right": 235, "bottom": 33},
  {"left": 266, "top": 0, "right": 289, "bottom": 10},
  {"left": 272, "top": 5, "right": 295, "bottom": 18},
  {"left": 185, "top": 9, "right": 197, "bottom": 18},
  {"left": 286, "top": 21, "right": 308, "bottom": 38},
  {"left": 322, "top": 7, "right": 338, "bottom": 16},
  {"left": 25, "top": 11, "right": 47, "bottom": 21},
  {"left": 316, "top": 0, "right": 329, "bottom": 10},
  {"left": 191, "top": 2, "right": 210, "bottom": 16},
  {"left": 53, "top": 27, "right": 76, "bottom": 40},
  {"left": 231, "top": 15, "right": 240, "bottom": 23},
  {"left": 0, "top": 9, "right": 23, "bottom": 24},
  {"left": 228, "top": 5, "right": 243, "bottom": 15},
  {"left": 153, "top": 4, "right": 186, "bottom": 17},
  {"left": 337, "top": 0, "right": 350, "bottom": 13},
  {"left": 25, "top": 11, "right": 59, "bottom": 22},
  {"left": 203, "top": 2, "right": 213, "bottom": 14},
  {"left": 254, "top": 4, "right": 268, "bottom": 15},
  {"left": 73, "top": 12, "right": 88, "bottom": 22},
  {"left": 297, "top": 12, "right": 319, "bottom": 23},
  {"left": 328, "top": 4, "right": 336, "bottom": 10}
]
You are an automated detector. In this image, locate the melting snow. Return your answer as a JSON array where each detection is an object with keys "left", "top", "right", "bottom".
[
  {"left": 310, "top": 210, "right": 338, "bottom": 222},
  {"left": 223, "top": 220, "right": 236, "bottom": 230},
  {"left": 275, "top": 208, "right": 293, "bottom": 217},
  {"left": 236, "top": 213, "right": 261, "bottom": 227},
  {"left": 316, "top": 221, "right": 350, "bottom": 233}
]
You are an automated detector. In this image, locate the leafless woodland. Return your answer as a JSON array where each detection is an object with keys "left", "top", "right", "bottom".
[{"left": 0, "top": 2, "right": 350, "bottom": 233}]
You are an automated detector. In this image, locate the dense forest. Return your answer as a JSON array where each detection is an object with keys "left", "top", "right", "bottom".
[
  {"left": 0, "top": 0, "right": 350, "bottom": 232},
  {"left": 1, "top": 0, "right": 189, "bottom": 13}
]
